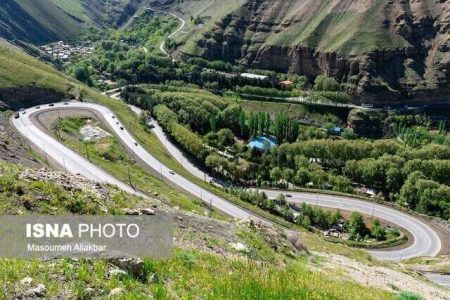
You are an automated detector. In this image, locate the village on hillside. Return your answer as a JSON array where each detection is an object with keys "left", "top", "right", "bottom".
[{"left": 39, "top": 41, "right": 95, "bottom": 61}]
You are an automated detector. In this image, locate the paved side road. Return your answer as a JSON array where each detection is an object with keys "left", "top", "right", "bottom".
[
  {"left": 12, "top": 102, "right": 442, "bottom": 262},
  {"left": 146, "top": 7, "right": 186, "bottom": 56}
]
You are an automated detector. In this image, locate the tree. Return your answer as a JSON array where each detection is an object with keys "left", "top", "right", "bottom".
[
  {"left": 371, "top": 219, "right": 386, "bottom": 241},
  {"left": 348, "top": 212, "right": 368, "bottom": 241},
  {"left": 209, "top": 116, "right": 218, "bottom": 132},
  {"left": 217, "top": 129, "right": 234, "bottom": 148},
  {"left": 294, "top": 168, "right": 311, "bottom": 186},
  {"left": 276, "top": 193, "right": 287, "bottom": 206},
  {"left": 398, "top": 171, "right": 426, "bottom": 209},
  {"left": 330, "top": 210, "right": 342, "bottom": 226},
  {"left": 270, "top": 167, "right": 283, "bottom": 185},
  {"left": 313, "top": 75, "right": 340, "bottom": 91},
  {"left": 282, "top": 168, "right": 294, "bottom": 185},
  {"left": 72, "top": 64, "right": 93, "bottom": 86}
]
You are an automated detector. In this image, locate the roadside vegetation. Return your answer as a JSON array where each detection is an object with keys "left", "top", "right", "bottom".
[
  {"left": 124, "top": 85, "right": 450, "bottom": 221},
  {"left": 53, "top": 116, "right": 224, "bottom": 218},
  {"left": 227, "top": 189, "right": 405, "bottom": 246}
]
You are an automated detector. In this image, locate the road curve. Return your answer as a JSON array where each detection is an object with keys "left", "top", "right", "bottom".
[
  {"left": 12, "top": 102, "right": 264, "bottom": 223},
  {"left": 263, "top": 190, "right": 441, "bottom": 261},
  {"left": 12, "top": 102, "right": 442, "bottom": 261},
  {"left": 146, "top": 8, "right": 186, "bottom": 56},
  {"left": 136, "top": 104, "right": 443, "bottom": 261}
]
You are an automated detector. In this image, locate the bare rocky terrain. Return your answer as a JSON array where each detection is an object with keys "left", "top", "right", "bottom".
[
  {"left": 0, "top": 112, "right": 41, "bottom": 167},
  {"left": 314, "top": 253, "right": 449, "bottom": 300}
]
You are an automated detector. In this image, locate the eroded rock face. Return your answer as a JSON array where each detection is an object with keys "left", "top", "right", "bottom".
[
  {"left": 0, "top": 87, "right": 65, "bottom": 111},
  {"left": 186, "top": 0, "right": 450, "bottom": 104}
]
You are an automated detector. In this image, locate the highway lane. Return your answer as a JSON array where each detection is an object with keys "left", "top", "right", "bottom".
[
  {"left": 12, "top": 101, "right": 443, "bottom": 262},
  {"left": 423, "top": 273, "right": 450, "bottom": 287},
  {"left": 13, "top": 102, "right": 263, "bottom": 223},
  {"left": 263, "top": 190, "right": 441, "bottom": 261},
  {"left": 13, "top": 106, "right": 138, "bottom": 196}
]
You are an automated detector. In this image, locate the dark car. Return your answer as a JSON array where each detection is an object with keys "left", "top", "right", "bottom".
[
  {"left": 14, "top": 113, "right": 20, "bottom": 119},
  {"left": 35, "top": 106, "right": 40, "bottom": 109},
  {"left": 63, "top": 102, "right": 69, "bottom": 105},
  {"left": 120, "top": 126, "right": 124, "bottom": 130},
  {"left": 49, "top": 103, "right": 54, "bottom": 107}
]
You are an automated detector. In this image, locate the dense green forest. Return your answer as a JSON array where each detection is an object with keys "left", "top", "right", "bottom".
[{"left": 123, "top": 86, "right": 450, "bottom": 220}]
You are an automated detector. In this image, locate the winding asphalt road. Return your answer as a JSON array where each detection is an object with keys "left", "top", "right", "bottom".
[
  {"left": 13, "top": 102, "right": 262, "bottom": 223},
  {"left": 138, "top": 105, "right": 443, "bottom": 261},
  {"left": 12, "top": 101, "right": 443, "bottom": 262},
  {"left": 146, "top": 8, "right": 186, "bottom": 56}
]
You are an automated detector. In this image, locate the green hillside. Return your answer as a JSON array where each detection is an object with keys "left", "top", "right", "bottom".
[
  {"left": 0, "top": 0, "right": 149, "bottom": 44},
  {"left": 0, "top": 37, "right": 445, "bottom": 300}
]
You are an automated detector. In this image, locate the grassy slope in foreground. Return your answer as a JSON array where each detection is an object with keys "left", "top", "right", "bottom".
[{"left": 0, "top": 161, "right": 396, "bottom": 299}]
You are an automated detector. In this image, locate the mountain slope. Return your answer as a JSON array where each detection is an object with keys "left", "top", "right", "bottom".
[
  {"left": 0, "top": 0, "right": 150, "bottom": 44},
  {"left": 178, "top": 0, "right": 450, "bottom": 104}
]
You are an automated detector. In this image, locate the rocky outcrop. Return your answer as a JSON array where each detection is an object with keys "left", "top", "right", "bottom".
[
  {"left": 185, "top": 0, "right": 450, "bottom": 104},
  {"left": 0, "top": 87, "right": 65, "bottom": 111},
  {"left": 19, "top": 168, "right": 111, "bottom": 200},
  {"left": 347, "top": 109, "right": 383, "bottom": 139}
]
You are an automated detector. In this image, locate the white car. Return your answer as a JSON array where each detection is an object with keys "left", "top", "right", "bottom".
[{"left": 169, "top": 170, "right": 175, "bottom": 175}]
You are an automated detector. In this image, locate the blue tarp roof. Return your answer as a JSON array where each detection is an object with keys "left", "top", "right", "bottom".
[{"left": 247, "top": 136, "right": 278, "bottom": 150}]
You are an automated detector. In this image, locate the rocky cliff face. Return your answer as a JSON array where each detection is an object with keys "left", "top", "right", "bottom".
[
  {"left": 0, "top": 87, "right": 65, "bottom": 110},
  {"left": 185, "top": 0, "right": 450, "bottom": 104}
]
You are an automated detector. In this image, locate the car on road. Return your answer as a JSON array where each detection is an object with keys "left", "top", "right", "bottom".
[
  {"left": 14, "top": 113, "right": 20, "bottom": 119},
  {"left": 120, "top": 126, "right": 124, "bottom": 130},
  {"left": 169, "top": 170, "right": 175, "bottom": 175},
  {"left": 134, "top": 142, "right": 139, "bottom": 146},
  {"left": 63, "top": 102, "right": 69, "bottom": 105},
  {"left": 21, "top": 111, "right": 26, "bottom": 115},
  {"left": 35, "top": 106, "right": 40, "bottom": 109},
  {"left": 19, "top": 108, "right": 24, "bottom": 112},
  {"left": 49, "top": 103, "right": 54, "bottom": 107},
  {"left": 285, "top": 194, "right": 292, "bottom": 198},
  {"left": 112, "top": 116, "right": 116, "bottom": 119}
]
